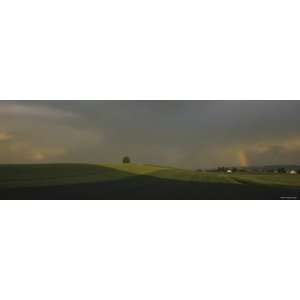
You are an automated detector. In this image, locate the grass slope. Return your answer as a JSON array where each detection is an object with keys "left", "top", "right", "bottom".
[
  {"left": 1, "top": 163, "right": 300, "bottom": 189},
  {"left": 0, "top": 163, "right": 177, "bottom": 189},
  {"left": 103, "top": 163, "right": 167, "bottom": 175},
  {"left": 0, "top": 163, "right": 299, "bottom": 199},
  {"left": 232, "top": 173, "right": 300, "bottom": 187},
  {"left": 0, "top": 164, "right": 134, "bottom": 188}
]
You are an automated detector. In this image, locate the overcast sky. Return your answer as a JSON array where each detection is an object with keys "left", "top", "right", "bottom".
[{"left": 0, "top": 100, "right": 299, "bottom": 168}]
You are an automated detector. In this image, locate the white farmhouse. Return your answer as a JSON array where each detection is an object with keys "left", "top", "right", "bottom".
[{"left": 289, "top": 170, "right": 297, "bottom": 175}]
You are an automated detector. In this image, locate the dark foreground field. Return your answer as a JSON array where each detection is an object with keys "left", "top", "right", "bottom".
[{"left": 0, "top": 164, "right": 299, "bottom": 200}]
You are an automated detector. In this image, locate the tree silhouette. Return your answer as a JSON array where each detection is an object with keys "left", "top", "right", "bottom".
[{"left": 122, "top": 156, "right": 131, "bottom": 164}]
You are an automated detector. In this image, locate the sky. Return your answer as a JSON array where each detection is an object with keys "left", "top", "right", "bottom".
[{"left": 0, "top": 100, "right": 299, "bottom": 169}]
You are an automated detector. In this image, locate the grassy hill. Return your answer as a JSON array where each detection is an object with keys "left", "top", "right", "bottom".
[
  {"left": 0, "top": 163, "right": 299, "bottom": 199},
  {"left": 0, "top": 163, "right": 240, "bottom": 189}
]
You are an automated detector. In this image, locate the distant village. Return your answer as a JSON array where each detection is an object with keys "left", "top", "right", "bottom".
[{"left": 202, "top": 166, "right": 300, "bottom": 175}]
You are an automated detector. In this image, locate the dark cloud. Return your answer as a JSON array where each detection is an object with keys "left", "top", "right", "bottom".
[{"left": 0, "top": 100, "right": 299, "bottom": 168}]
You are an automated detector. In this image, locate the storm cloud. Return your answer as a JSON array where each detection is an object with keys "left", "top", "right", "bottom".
[{"left": 0, "top": 100, "right": 299, "bottom": 168}]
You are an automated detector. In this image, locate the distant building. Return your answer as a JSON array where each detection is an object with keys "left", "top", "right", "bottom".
[
  {"left": 289, "top": 170, "right": 297, "bottom": 175},
  {"left": 227, "top": 169, "right": 232, "bottom": 173}
]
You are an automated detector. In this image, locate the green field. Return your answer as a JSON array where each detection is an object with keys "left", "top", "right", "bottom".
[{"left": 0, "top": 163, "right": 299, "bottom": 199}]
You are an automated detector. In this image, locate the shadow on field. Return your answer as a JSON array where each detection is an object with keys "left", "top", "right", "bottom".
[{"left": 0, "top": 165, "right": 299, "bottom": 200}]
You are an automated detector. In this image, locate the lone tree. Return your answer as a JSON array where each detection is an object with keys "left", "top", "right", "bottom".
[{"left": 122, "top": 156, "right": 131, "bottom": 164}]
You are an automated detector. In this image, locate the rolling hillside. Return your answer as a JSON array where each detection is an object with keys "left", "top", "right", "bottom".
[{"left": 0, "top": 163, "right": 299, "bottom": 199}]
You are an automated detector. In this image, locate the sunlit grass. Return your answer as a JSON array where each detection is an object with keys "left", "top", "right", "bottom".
[
  {"left": 102, "top": 163, "right": 166, "bottom": 175},
  {"left": 232, "top": 173, "right": 300, "bottom": 187}
]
